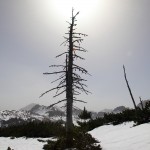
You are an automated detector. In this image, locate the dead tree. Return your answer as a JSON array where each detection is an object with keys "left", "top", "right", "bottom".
[
  {"left": 139, "top": 97, "right": 144, "bottom": 110},
  {"left": 123, "top": 65, "right": 137, "bottom": 111},
  {"left": 40, "top": 9, "right": 90, "bottom": 148}
]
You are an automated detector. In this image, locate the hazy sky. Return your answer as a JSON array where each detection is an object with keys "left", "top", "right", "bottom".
[{"left": 0, "top": 0, "right": 150, "bottom": 111}]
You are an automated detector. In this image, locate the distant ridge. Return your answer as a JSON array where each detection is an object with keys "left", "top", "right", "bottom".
[
  {"left": 100, "top": 109, "right": 113, "bottom": 113},
  {"left": 20, "top": 103, "right": 37, "bottom": 111},
  {"left": 0, "top": 103, "right": 134, "bottom": 127}
]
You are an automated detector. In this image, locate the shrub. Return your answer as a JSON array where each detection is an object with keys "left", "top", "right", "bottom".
[
  {"left": 77, "top": 108, "right": 141, "bottom": 131},
  {"left": 136, "top": 101, "right": 150, "bottom": 125},
  {"left": 0, "top": 121, "right": 65, "bottom": 138},
  {"left": 43, "top": 128, "right": 102, "bottom": 150},
  {"left": 78, "top": 107, "right": 91, "bottom": 120}
]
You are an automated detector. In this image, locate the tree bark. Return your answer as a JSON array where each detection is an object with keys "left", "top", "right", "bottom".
[
  {"left": 123, "top": 65, "right": 137, "bottom": 111},
  {"left": 66, "top": 10, "right": 74, "bottom": 148}
]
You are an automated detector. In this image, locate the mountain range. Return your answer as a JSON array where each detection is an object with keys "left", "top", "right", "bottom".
[
  {"left": 0, "top": 103, "right": 81, "bottom": 127},
  {"left": 0, "top": 99, "right": 149, "bottom": 127}
]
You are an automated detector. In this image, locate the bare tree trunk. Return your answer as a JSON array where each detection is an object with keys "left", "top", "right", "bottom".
[
  {"left": 66, "top": 10, "right": 74, "bottom": 148},
  {"left": 123, "top": 65, "right": 137, "bottom": 111},
  {"left": 40, "top": 9, "right": 89, "bottom": 149},
  {"left": 139, "top": 97, "right": 144, "bottom": 110}
]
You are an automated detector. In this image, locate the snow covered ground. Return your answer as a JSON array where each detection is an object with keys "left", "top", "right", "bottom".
[
  {"left": 0, "top": 122, "right": 149, "bottom": 150},
  {"left": 90, "top": 121, "right": 150, "bottom": 150},
  {"left": 0, "top": 137, "right": 50, "bottom": 150}
]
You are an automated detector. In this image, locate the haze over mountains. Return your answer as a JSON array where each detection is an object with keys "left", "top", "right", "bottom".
[{"left": 0, "top": 100, "right": 149, "bottom": 127}]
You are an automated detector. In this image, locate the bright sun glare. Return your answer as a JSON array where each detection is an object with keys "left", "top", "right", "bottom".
[{"left": 51, "top": 0, "right": 99, "bottom": 19}]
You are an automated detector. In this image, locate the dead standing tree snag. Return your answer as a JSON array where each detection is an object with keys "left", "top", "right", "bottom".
[
  {"left": 123, "top": 65, "right": 137, "bottom": 112},
  {"left": 139, "top": 96, "right": 144, "bottom": 111},
  {"left": 40, "top": 9, "right": 90, "bottom": 148}
]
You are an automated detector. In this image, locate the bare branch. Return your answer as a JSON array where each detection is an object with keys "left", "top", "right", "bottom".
[
  {"left": 43, "top": 71, "right": 65, "bottom": 75},
  {"left": 49, "top": 65, "right": 65, "bottom": 68},
  {"left": 57, "top": 79, "right": 66, "bottom": 87},
  {"left": 74, "top": 80, "right": 88, "bottom": 88},
  {"left": 74, "top": 11, "right": 79, "bottom": 18},
  {"left": 63, "top": 36, "right": 69, "bottom": 40},
  {"left": 73, "top": 84, "right": 91, "bottom": 95},
  {"left": 40, "top": 85, "right": 66, "bottom": 98},
  {"left": 66, "top": 21, "right": 71, "bottom": 25},
  {"left": 65, "top": 33, "right": 88, "bottom": 37},
  {"left": 73, "top": 45, "right": 86, "bottom": 50},
  {"left": 56, "top": 52, "right": 68, "bottom": 58},
  {"left": 73, "top": 89, "right": 81, "bottom": 95},
  {"left": 73, "top": 64, "right": 87, "bottom": 71},
  {"left": 73, "top": 39, "right": 83, "bottom": 43},
  {"left": 51, "top": 75, "right": 65, "bottom": 83},
  {"left": 53, "top": 89, "right": 66, "bottom": 98},
  {"left": 73, "top": 48, "right": 87, "bottom": 52},
  {"left": 73, "top": 77, "right": 87, "bottom": 82},
  {"left": 73, "top": 99, "right": 87, "bottom": 103},
  {"left": 73, "top": 65, "right": 91, "bottom": 75},
  {"left": 73, "top": 54, "right": 85, "bottom": 60},
  {"left": 72, "top": 72, "right": 82, "bottom": 79},
  {"left": 74, "top": 33, "right": 88, "bottom": 36},
  {"left": 59, "top": 73, "right": 66, "bottom": 78},
  {"left": 48, "top": 99, "right": 67, "bottom": 108},
  {"left": 74, "top": 82, "right": 88, "bottom": 88},
  {"left": 73, "top": 45, "right": 87, "bottom": 52},
  {"left": 73, "top": 36, "right": 82, "bottom": 39},
  {"left": 60, "top": 40, "right": 69, "bottom": 46},
  {"left": 55, "top": 80, "right": 66, "bottom": 94}
]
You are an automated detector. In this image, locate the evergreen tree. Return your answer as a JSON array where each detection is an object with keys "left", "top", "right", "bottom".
[{"left": 78, "top": 107, "right": 91, "bottom": 120}]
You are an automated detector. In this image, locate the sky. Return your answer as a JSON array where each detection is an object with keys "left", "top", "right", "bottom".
[{"left": 0, "top": 0, "right": 150, "bottom": 111}]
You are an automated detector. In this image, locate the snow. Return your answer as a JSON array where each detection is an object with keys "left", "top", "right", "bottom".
[
  {"left": 0, "top": 110, "right": 32, "bottom": 121},
  {"left": 89, "top": 122, "right": 150, "bottom": 150},
  {"left": 0, "top": 110, "right": 45, "bottom": 123},
  {"left": 20, "top": 103, "right": 37, "bottom": 111},
  {"left": 0, "top": 137, "right": 51, "bottom": 150},
  {"left": 0, "top": 122, "right": 149, "bottom": 150}
]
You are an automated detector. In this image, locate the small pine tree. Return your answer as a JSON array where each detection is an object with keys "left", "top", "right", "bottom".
[
  {"left": 78, "top": 107, "right": 91, "bottom": 120},
  {"left": 137, "top": 101, "right": 150, "bottom": 124},
  {"left": 145, "top": 101, "right": 150, "bottom": 111}
]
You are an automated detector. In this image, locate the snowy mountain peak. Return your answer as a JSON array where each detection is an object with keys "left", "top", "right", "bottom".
[
  {"left": 113, "top": 106, "right": 126, "bottom": 113},
  {"left": 0, "top": 103, "right": 130, "bottom": 127},
  {"left": 20, "top": 103, "right": 37, "bottom": 111},
  {"left": 0, "top": 110, "right": 33, "bottom": 121},
  {"left": 100, "top": 109, "right": 113, "bottom": 113}
]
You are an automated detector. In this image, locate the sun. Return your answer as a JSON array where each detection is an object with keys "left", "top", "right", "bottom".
[{"left": 51, "top": 0, "right": 99, "bottom": 19}]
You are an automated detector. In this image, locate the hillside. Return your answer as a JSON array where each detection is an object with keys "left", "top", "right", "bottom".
[
  {"left": 89, "top": 122, "right": 150, "bottom": 150},
  {"left": 0, "top": 122, "right": 149, "bottom": 150}
]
